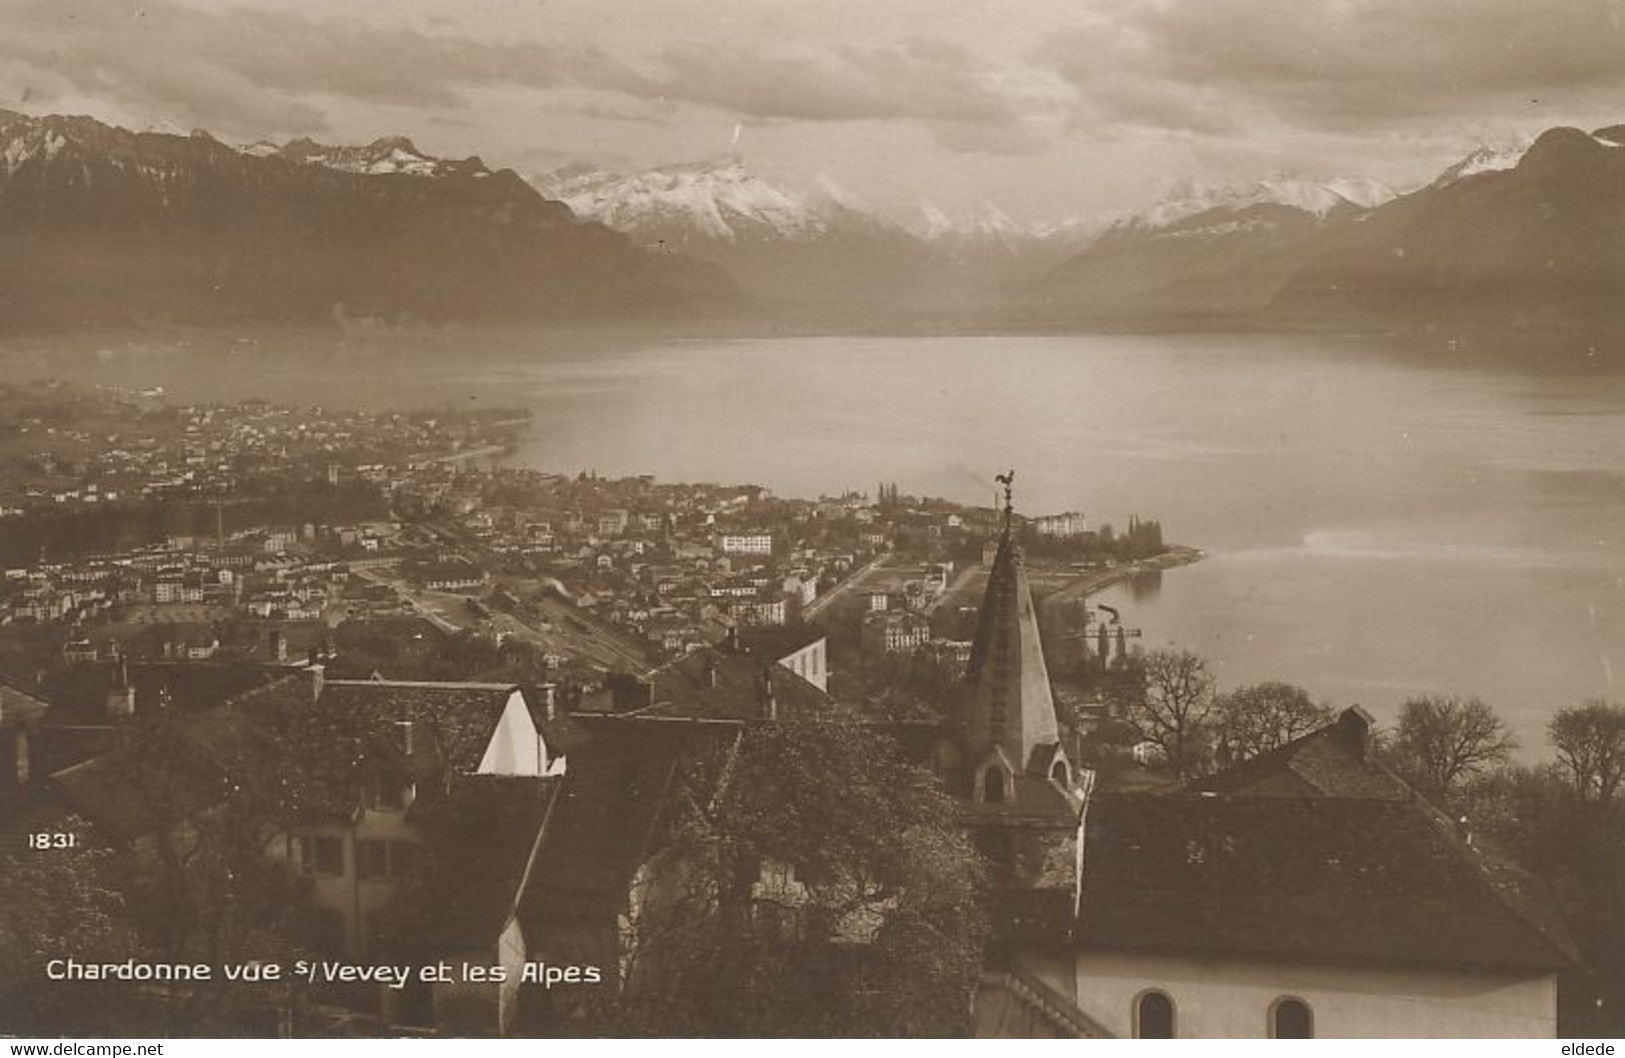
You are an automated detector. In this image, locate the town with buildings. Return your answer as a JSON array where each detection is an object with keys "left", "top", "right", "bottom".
[
  {"left": 0, "top": 380, "right": 1179, "bottom": 697},
  {"left": 0, "top": 380, "right": 1609, "bottom": 1040}
]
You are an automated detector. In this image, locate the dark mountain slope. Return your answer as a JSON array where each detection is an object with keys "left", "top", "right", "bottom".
[{"left": 0, "top": 110, "right": 735, "bottom": 332}]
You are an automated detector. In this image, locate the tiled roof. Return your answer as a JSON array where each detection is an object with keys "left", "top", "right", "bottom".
[
  {"left": 0, "top": 675, "right": 50, "bottom": 728},
  {"left": 1180, "top": 705, "right": 1577, "bottom": 970},
  {"left": 319, "top": 680, "right": 520, "bottom": 775},
  {"left": 386, "top": 774, "right": 559, "bottom": 953},
  {"left": 520, "top": 715, "right": 738, "bottom": 930},
  {"left": 959, "top": 772, "right": 1078, "bottom": 827},
  {"left": 52, "top": 675, "right": 530, "bottom": 835},
  {"left": 587, "top": 646, "right": 832, "bottom": 722},
  {"left": 1188, "top": 707, "right": 1410, "bottom": 801},
  {"left": 50, "top": 675, "right": 310, "bottom": 841},
  {"left": 738, "top": 624, "right": 826, "bottom": 660},
  {"left": 1076, "top": 793, "right": 1578, "bottom": 972},
  {"left": 41, "top": 661, "right": 280, "bottom": 726}
]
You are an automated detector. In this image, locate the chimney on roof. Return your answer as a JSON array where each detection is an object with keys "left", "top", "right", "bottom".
[
  {"left": 307, "top": 663, "right": 325, "bottom": 702},
  {"left": 1335, "top": 705, "right": 1375, "bottom": 762},
  {"left": 703, "top": 654, "right": 719, "bottom": 689},
  {"left": 724, "top": 624, "right": 740, "bottom": 653},
  {"left": 760, "top": 664, "right": 777, "bottom": 721},
  {"left": 541, "top": 684, "right": 560, "bottom": 722},
  {"left": 270, "top": 629, "right": 287, "bottom": 663},
  {"left": 395, "top": 718, "right": 415, "bottom": 756},
  {"left": 106, "top": 656, "right": 135, "bottom": 719}
]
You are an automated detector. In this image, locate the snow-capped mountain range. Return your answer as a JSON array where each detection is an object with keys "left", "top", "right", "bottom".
[
  {"left": 1429, "top": 140, "right": 1535, "bottom": 187},
  {"left": 537, "top": 158, "right": 1125, "bottom": 256},
  {"left": 531, "top": 159, "right": 1108, "bottom": 304},
  {"left": 533, "top": 158, "right": 1413, "bottom": 259},
  {"left": 1121, "top": 177, "right": 1397, "bottom": 231},
  {"left": 8, "top": 104, "right": 1622, "bottom": 331},
  {"left": 218, "top": 130, "right": 1566, "bottom": 264},
  {"left": 535, "top": 159, "right": 830, "bottom": 243}
]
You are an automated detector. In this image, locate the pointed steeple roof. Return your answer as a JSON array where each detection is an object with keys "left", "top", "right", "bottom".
[{"left": 962, "top": 473, "right": 1061, "bottom": 772}]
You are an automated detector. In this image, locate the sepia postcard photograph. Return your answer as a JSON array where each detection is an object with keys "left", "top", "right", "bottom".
[{"left": 0, "top": 0, "right": 1622, "bottom": 1042}]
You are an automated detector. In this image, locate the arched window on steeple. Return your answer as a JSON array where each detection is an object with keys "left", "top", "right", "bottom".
[
  {"left": 982, "top": 766, "right": 1006, "bottom": 804},
  {"left": 1050, "top": 758, "right": 1071, "bottom": 786}
]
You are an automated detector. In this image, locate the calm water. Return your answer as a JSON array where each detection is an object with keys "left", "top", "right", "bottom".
[{"left": 6, "top": 328, "right": 1624, "bottom": 749}]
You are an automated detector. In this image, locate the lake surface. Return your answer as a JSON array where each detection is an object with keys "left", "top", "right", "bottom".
[{"left": 6, "top": 328, "right": 1623, "bottom": 749}]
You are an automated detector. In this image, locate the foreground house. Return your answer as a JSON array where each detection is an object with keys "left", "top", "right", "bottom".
[
  {"left": 33, "top": 498, "right": 1577, "bottom": 1037},
  {"left": 45, "top": 642, "right": 802, "bottom": 1036},
  {"left": 951, "top": 500, "right": 1575, "bottom": 1038}
]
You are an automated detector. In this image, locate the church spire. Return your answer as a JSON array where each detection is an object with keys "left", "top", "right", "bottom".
[{"left": 962, "top": 471, "right": 1062, "bottom": 776}]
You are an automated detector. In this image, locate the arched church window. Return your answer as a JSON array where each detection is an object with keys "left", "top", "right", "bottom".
[
  {"left": 1134, "top": 990, "right": 1175, "bottom": 1038},
  {"left": 982, "top": 766, "right": 1006, "bottom": 804},
  {"left": 1050, "top": 758, "right": 1070, "bottom": 786},
  {"left": 1270, "top": 997, "right": 1313, "bottom": 1039}
]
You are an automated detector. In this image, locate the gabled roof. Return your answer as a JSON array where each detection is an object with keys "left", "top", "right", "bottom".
[
  {"left": 520, "top": 715, "right": 738, "bottom": 930},
  {"left": 738, "top": 624, "right": 826, "bottom": 661},
  {"left": 318, "top": 680, "right": 522, "bottom": 775},
  {"left": 52, "top": 741, "right": 228, "bottom": 842},
  {"left": 0, "top": 674, "right": 50, "bottom": 728},
  {"left": 386, "top": 774, "right": 559, "bottom": 954},
  {"left": 1188, "top": 706, "right": 1410, "bottom": 800},
  {"left": 50, "top": 675, "right": 311, "bottom": 842},
  {"left": 588, "top": 645, "right": 832, "bottom": 722},
  {"left": 1076, "top": 793, "right": 1578, "bottom": 973},
  {"left": 41, "top": 661, "right": 281, "bottom": 727},
  {"left": 52, "top": 675, "right": 537, "bottom": 836},
  {"left": 1183, "top": 705, "right": 1579, "bottom": 970}
]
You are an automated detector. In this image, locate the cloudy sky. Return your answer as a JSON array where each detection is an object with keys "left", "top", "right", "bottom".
[{"left": 4, "top": 0, "right": 1624, "bottom": 221}]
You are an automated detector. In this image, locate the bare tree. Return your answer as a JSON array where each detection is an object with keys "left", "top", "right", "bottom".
[
  {"left": 1548, "top": 700, "right": 1625, "bottom": 804},
  {"left": 1113, "top": 647, "right": 1217, "bottom": 778},
  {"left": 1212, "top": 681, "right": 1334, "bottom": 763},
  {"left": 1390, "top": 695, "right": 1517, "bottom": 795}
]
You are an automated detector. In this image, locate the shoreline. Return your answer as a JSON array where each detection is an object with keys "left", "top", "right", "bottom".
[{"left": 1032, "top": 544, "right": 1206, "bottom": 612}]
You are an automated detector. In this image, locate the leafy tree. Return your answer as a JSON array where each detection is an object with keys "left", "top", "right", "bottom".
[
  {"left": 0, "top": 821, "right": 150, "bottom": 1034},
  {"left": 1388, "top": 695, "right": 1517, "bottom": 796},
  {"left": 91, "top": 709, "right": 316, "bottom": 1033},
  {"left": 607, "top": 721, "right": 988, "bottom": 1036},
  {"left": 1549, "top": 700, "right": 1625, "bottom": 804},
  {"left": 1458, "top": 764, "right": 1625, "bottom": 1036},
  {"left": 1212, "top": 681, "right": 1334, "bottom": 764},
  {"left": 1110, "top": 647, "right": 1217, "bottom": 778}
]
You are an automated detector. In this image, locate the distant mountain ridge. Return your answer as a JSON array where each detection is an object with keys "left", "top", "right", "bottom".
[
  {"left": 0, "top": 109, "right": 734, "bottom": 332},
  {"left": 536, "top": 158, "right": 1093, "bottom": 309},
  {"left": 243, "top": 135, "right": 493, "bottom": 180},
  {"left": 2, "top": 107, "right": 1622, "bottom": 338},
  {"left": 1017, "top": 128, "right": 1625, "bottom": 337},
  {"left": 1273, "top": 126, "right": 1625, "bottom": 328},
  {"left": 1020, "top": 177, "right": 1397, "bottom": 319}
]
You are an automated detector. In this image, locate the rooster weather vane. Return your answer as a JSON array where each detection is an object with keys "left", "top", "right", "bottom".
[{"left": 995, "top": 470, "right": 1015, "bottom": 524}]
